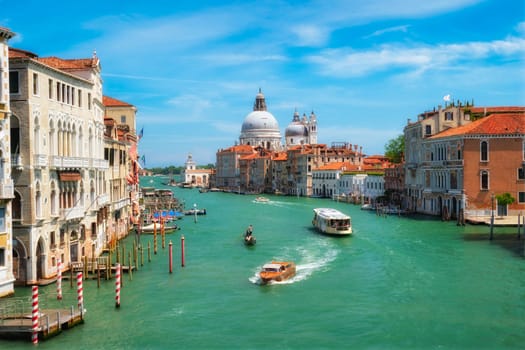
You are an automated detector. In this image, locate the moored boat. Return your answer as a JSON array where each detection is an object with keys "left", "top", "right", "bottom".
[
  {"left": 140, "top": 222, "right": 179, "bottom": 234},
  {"left": 312, "top": 208, "right": 352, "bottom": 236},
  {"left": 259, "top": 261, "right": 296, "bottom": 284}
]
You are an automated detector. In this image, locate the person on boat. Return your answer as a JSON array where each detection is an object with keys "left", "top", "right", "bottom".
[{"left": 245, "top": 225, "right": 253, "bottom": 240}]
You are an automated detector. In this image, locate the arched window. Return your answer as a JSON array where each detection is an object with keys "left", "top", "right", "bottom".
[
  {"left": 480, "top": 140, "right": 488, "bottom": 161},
  {"left": 480, "top": 170, "right": 489, "bottom": 190}
]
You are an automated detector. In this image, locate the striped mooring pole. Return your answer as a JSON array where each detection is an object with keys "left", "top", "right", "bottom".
[
  {"left": 77, "top": 272, "right": 83, "bottom": 312},
  {"left": 115, "top": 263, "right": 121, "bottom": 308},
  {"left": 57, "top": 258, "right": 62, "bottom": 300},
  {"left": 31, "top": 285, "right": 39, "bottom": 345}
]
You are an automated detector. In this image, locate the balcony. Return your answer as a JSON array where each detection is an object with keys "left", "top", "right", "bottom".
[
  {"left": 98, "top": 193, "right": 110, "bottom": 206},
  {"left": 61, "top": 205, "right": 85, "bottom": 220},
  {"left": 112, "top": 197, "right": 130, "bottom": 211},
  {"left": 33, "top": 154, "right": 48, "bottom": 168},
  {"left": 0, "top": 178, "right": 14, "bottom": 198}
]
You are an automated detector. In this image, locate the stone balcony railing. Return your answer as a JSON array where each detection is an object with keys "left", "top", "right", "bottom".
[
  {"left": 0, "top": 178, "right": 14, "bottom": 199},
  {"left": 61, "top": 205, "right": 85, "bottom": 220}
]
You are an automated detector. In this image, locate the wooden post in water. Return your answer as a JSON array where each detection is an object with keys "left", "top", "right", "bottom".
[
  {"left": 83, "top": 255, "right": 88, "bottom": 278},
  {"left": 169, "top": 240, "right": 173, "bottom": 273},
  {"left": 181, "top": 235, "right": 185, "bottom": 267},
  {"left": 91, "top": 248, "right": 95, "bottom": 274},
  {"left": 517, "top": 213, "right": 521, "bottom": 239},
  {"left": 154, "top": 228, "right": 158, "bottom": 255},
  {"left": 128, "top": 252, "right": 133, "bottom": 281},
  {"left": 134, "top": 244, "right": 139, "bottom": 271},
  {"left": 108, "top": 251, "right": 112, "bottom": 280},
  {"left": 148, "top": 241, "right": 151, "bottom": 262},
  {"left": 70, "top": 262, "right": 74, "bottom": 288},
  {"left": 97, "top": 263, "right": 101, "bottom": 288},
  {"left": 140, "top": 245, "right": 144, "bottom": 266},
  {"left": 116, "top": 242, "right": 120, "bottom": 264}
]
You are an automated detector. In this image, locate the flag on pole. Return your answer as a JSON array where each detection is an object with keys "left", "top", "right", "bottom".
[
  {"left": 443, "top": 94, "right": 451, "bottom": 102},
  {"left": 141, "top": 155, "right": 146, "bottom": 167},
  {"left": 138, "top": 127, "right": 144, "bottom": 140}
]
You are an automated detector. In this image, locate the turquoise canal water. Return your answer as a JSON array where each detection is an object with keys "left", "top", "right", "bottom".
[{"left": 2, "top": 176, "right": 525, "bottom": 349}]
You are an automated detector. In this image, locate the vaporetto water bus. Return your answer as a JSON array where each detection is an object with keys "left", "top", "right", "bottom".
[{"left": 312, "top": 208, "right": 353, "bottom": 236}]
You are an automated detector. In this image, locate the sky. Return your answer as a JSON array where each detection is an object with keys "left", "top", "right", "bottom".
[{"left": 2, "top": 0, "right": 524, "bottom": 167}]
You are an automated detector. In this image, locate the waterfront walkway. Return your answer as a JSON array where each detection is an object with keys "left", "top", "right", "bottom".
[{"left": 465, "top": 215, "right": 524, "bottom": 227}]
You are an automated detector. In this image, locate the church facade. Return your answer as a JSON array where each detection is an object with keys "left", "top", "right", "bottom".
[{"left": 215, "top": 89, "right": 364, "bottom": 196}]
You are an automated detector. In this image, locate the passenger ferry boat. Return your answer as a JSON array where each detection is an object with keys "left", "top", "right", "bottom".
[{"left": 312, "top": 208, "right": 352, "bottom": 236}]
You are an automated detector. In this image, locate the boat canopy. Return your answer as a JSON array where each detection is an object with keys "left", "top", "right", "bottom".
[{"left": 262, "top": 264, "right": 282, "bottom": 271}]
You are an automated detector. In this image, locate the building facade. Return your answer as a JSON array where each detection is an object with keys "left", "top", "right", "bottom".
[
  {"left": 9, "top": 47, "right": 108, "bottom": 285},
  {"left": 0, "top": 26, "right": 15, "bottom": 297}
]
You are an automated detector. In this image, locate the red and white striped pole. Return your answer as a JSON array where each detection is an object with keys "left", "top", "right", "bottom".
[
  {"left": 56, "top": 259, "right": 62, "bottom": 300},
  {"left": 115, "top": 263, "right": 121, "bottom": 308},
  {"left": 76, "top": 272, "right": 83, "bottom": 312},
  {"left": 31, "top": 285, "right": 39, "bottom": 344}
]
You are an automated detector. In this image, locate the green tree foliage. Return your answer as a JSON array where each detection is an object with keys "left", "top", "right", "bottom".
[
  {"left": 384, "top": 134, "right": 405, "bottom": 163},
  {"left": 496, "top": 192, "right": 515, "bottom": 206}
]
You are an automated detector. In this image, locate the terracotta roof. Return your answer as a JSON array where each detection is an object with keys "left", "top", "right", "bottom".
[
  {"left": 8, "top": 47, "right": 38, "bottom": 58},
  {"left": 37, "top": 56, "right": 98, "bottom": 70},
  {"left": 315, "top": 162, "right": 359, "bottom": 171},
  {"left": 103, "top": 95, "right": 133, "bottom": 107},
  {"left": 469, "top": 106, "right": 525, "bottom": 114},
  {"left": 431, "top": 113, "right": 525, "bottom": 138}
]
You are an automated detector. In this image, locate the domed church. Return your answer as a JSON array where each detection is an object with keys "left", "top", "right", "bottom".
[
  {"left": 239, "top": 89, "right": 282, "bottom": 151},
  {"left": 285, "top": 110, "right": 317, "bottom": 146}
]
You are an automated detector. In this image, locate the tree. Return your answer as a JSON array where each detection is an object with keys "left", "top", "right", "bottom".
[
  {"left": 384, "top": 134, "right": 405, "bottom": 163},
  {"left": 496, "top": 193, "right": 515, "bottom": 206}
]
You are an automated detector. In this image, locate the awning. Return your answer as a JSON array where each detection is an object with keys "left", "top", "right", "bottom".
[{"left": 59, "top": 171, "right": 81, "bottom": 181}]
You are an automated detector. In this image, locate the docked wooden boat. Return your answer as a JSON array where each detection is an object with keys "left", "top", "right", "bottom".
[
  {"left": 244, "top": 235, "right": 256, "bottom": 246},
  {"left": 140, "top": 223, "right": 179, "bottom": 234},
  {"left": 259, "top": 261, "right": 296, "bottom": 284},
  {"left": 312, "top": 208, "right": 352, "bottom": 236}
]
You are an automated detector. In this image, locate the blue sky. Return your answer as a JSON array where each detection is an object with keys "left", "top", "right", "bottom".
[{"left": 2, "top": 0, "right": 524, "bottom": 167}]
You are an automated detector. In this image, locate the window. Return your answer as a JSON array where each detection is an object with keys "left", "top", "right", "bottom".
[
  {"left": 48, "top": 79, "right": 53, "bottom": 99},
  {"left": 88, "top": 93, "right": 92, "bottom": 110},
  {"left": 78, "top": 90, "right": 82, "bottom": 107},
  {"left": 425, "top": 125, "right": 431, "bottom": 136},
  {"left": 0, "top": 248, "right": 4, "bottom": 267},
  {"left": 480, "top": 141, "right": 488, "bottom": 161},
  {"left": 0, "top": 208, "right": 4, "bottom": 231},
  {"left": 9, "top": 71, "right": 19, "bottom": 93},
  {"left": 519, "top": 167, "right": 525, "bottom": 180},
  {"left": 33, "top": 73, "right": 39, "bottom": 95},
  {"left": 519, "top": 192, "right": 525, "bottom": 204},
  {"left": 445, "top": 111, "right": 453, "bottom": 121},
  {"left": 480, "top": 170, "right": 489, "bottom": 190},
  {"left": 120, "top": 115, "right": 126, "bottom": 123}
]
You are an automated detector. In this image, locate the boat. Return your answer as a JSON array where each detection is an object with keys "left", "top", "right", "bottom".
[
  {"left": 140, "top": 222, "right": 179, "bottom": 234},
  {"left": 244, "top": 235, "right": 256, "bottom": 246},
  {"left": 254, "top": 196, "right": 269, "bottom": 203},
  {"left": 259, "top": 261, "right": 296, "bottom": 284},
  {"left": 184, "top": 208, "right": 207, "bottom": 216},
  {"left": 312, "top": 208, "right": 352, "bottom": 236}
]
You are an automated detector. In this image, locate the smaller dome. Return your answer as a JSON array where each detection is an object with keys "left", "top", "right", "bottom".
[{"left": 285, "top": 123, "right": 308, "bottom": 137}]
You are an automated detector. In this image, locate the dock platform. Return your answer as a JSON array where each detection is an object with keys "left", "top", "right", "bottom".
[{"left": 0, "top": 307, "right": 84, "bottom": 341}]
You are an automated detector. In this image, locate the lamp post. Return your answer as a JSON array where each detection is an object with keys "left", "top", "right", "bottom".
[{"left": 490, "top": 193, "right": 495, "bottom": 240}]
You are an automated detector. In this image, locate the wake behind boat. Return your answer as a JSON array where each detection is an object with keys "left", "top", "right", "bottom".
[{"left": 312, "top": 208, "right": 352, "bottom": 236}]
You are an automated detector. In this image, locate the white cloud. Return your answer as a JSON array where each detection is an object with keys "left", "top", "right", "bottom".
[
  {"left": 291, "top": 24, "right": 330, "bottom": 47},
  {"left": 307, "top": 36, "right": 525, "bottom": 78}
]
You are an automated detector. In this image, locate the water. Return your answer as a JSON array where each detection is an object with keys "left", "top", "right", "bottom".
[{"left": 2, "top": 176, "right": 524, "bottom": 349}]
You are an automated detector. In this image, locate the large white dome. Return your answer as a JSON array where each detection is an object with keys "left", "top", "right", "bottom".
[
  {"left": 239, "top": 89, "right": 282, "bottom": 151},
  {"left": 241, "top": 110, "right": 280, "bottom": 133}
]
